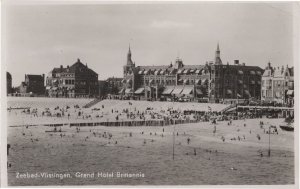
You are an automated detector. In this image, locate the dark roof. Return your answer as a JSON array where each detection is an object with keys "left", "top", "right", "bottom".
[
  {"left": 50, "top": 59, "right": 98, "bottom": 75},
  {"left": 137, "top": 65, "right": 206, "bottom": 71},
  {"left": 26, "top": 74, "right": 44, "bottom": 81},
  {"left": 214, "top": 64, "right": 263, "bottom": 71},
  {"left": 138, "top": 65, "right": 169, "bottom": 70},
  {"left": 183, "top": 65, "right": 206, "bottom": 70},
  {"left": 52, "top": 67, "right": 68, "bottom": 73},
  {"left": 288, "top": 67, "right": 294, "bottom": 76},
  {"left": 106, "top": 77, "right": 123, "bottom": 81},
  {"left": 7, "top": 72, "right": 12, "bottom": 79},
  {"left": 70, "top": 60, "right": 98, "bottom": 75},
  {"left": 138, "top": 64, "right": 262, "bottom": 72}
]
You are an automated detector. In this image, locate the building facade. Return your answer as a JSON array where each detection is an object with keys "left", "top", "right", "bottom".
[
  {"left": 98, "top": 77, "right": 123, "bottom": 97},
  {"left": 46, "top": 59, "right": 98, "bottom": 98},
  {"left": 261, "top": 62, "right": 294, "bottom": 105},
  {"left": 121, "top": 44, "right": 263, "bottom": 102},
  {"left": 7, "top": 72, "right": 12, "bottom": 95},
  {"left": 261, "top": 62, "right": 274, "bottom": 102},
  {"left": 106, "top": 77, "right": 123, "bottom": 95},
  {"left": 18, "top": 74, "right": 45, "bottom": 95}
]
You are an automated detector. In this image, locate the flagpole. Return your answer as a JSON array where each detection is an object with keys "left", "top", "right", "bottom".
[{"left": 173, "top": 125, "right": 175, "bottom": 160}]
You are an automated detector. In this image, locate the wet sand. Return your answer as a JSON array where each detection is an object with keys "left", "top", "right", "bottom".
[{"left": 7, "top": 118, "right": 294, "bottom": 186}]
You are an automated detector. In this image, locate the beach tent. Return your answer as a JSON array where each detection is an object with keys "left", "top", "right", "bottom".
[
  {"left": 172, "top": 86, "right": 184, "bottom": 95},
  {"left": 125, "top": 89, "right": 133, "bottom": 94},
  {"left": 119, "top": 88, "right": 125, "bottom": 94},
  {"left": 134, "top": 88, "right": 145, "bottom": 94},
  {"left": 162, "top": 86, "right": 175, "bottom": 95},
  {"left": 181, "top": 86, "right": 194, "bottom": 95}
]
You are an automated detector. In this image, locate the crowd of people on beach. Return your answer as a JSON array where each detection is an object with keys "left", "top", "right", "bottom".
[{"left": 9, "top": 100, "right": 265, "bottom": 128}]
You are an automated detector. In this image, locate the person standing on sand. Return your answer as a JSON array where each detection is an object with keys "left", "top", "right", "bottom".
[
  {"left": 187, "top": 138, "right": 190, "bottom": 144},
  {"left": 7, "top": 144, "right": 11, "bottom": 156},
  {"left": 221, "top": 136, "right": 225, "bottom": 142}
]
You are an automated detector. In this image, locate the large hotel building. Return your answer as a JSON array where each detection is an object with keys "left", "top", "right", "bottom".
[{"left": 121, "top": 44, "right": 263, "bottom": 102}]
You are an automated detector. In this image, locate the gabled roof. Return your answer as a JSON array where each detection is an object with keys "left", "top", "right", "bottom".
[
  {"left": 262, "top": 69, "right": 274, "bottom": 77},
  {"left": 273, "top": 69, "right": 284, "bottom": 78},
  {"left": 50, "top": 59, "right": 98, "bottom": 75},
  {"left": 69, "top": 59, "right": 98, "bottom": 75}
]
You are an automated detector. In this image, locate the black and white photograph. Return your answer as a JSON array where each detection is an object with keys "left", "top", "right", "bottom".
[{"left": 2, "top": 1, "right": 299, "bottom": 187}]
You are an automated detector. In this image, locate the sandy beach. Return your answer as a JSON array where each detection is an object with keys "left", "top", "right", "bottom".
[{"left": 7, "top": 116, "right": 294, "bottom": 185}]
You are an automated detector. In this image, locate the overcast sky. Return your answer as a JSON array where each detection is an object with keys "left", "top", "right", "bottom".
[{"left": 4, "top": 2, "right": 295, "bottom": 86}]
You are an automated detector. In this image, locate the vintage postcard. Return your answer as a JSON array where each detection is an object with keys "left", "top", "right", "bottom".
[{"left": 1, "top": 1, "right": 299, "bottom": 188}]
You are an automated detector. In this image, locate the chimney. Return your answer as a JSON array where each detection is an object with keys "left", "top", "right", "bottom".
[
  {"left": 242, "top": 63, "right": 246, "bottom": 66},
  {"left": 60, "top": 65, "right": 63, "bottom": 70},
  {"left": 234, "top": 60, "right": 239, "bottom": 65},
  {"left": 67, "top": 65, "right": 69, "bottom": 69}
]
